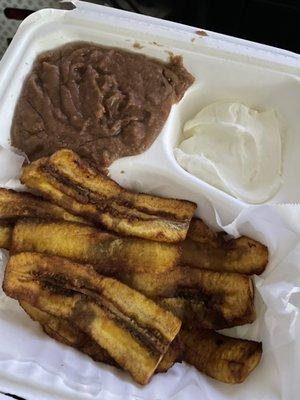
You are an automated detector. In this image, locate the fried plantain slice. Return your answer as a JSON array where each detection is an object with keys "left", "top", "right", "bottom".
[
  {"left": 43, "top": 324, "right": 114, "bottom": 363},
  {"left": 3, "top": 252, "right": 181, "bottom": 384},
  {"left": 123, "top": 266, "right": 255, "bottom": 330},
  {"left": 0, "top": 188, "right": 89, "bottom": 250},
  {"left": 20, "top": 301, "right": 117, "bottom": 366},
  {"left": 181, "top": 218, "right": 268, "bottom": 275},
  {"left": 20, "top": 149, "right": 196, "bottom": 242},
  {"left": 0, "top": 222, "right": 13, "bottom": 249},
  {"left": 180, "top": 327, "right": 262, "bottom": 383},
  {"left": 0, "top": 188, "right": 87, "bottom": 224},
  {"left": 11, "top": 219, "right": 179, "bottom": 273},
  {"left": 20, "top": 301, "right": 181, "bottom": 373}
]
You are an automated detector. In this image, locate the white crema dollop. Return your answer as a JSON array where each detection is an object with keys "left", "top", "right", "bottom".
[{"left": 174, "top": 101, "right": 282, "bottom": 204}]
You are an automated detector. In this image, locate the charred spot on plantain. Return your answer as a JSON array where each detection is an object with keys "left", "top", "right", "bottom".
[
  {"left": 215, "top": 338, "right": 225, "bottom": 346},
  {"left": 0, "top": 220, "right": 14, "bottom": 227},
  {"left": 40, "top": 281, "right": 75, "bottom": 296},
  {"left": 42, "top": 164, "right": 91, "bottom": 204},
  {"left": 176, "top": 287, "right": 208, "bottom": 305},
  {"left": 33, "top": 271, "right": 69, "bottom": 286},
  {"left": 176, "top": 287, "right": 223, "bottom": 309},
  {"left": 104, "top": 302, "right": 170, "bottom": 354},
  {"left": 222, "top": 238, "right": 237, "bottom": 250},
  {"left": 72, "top": 299, "right": 98, "bottom": 325},
  {"left": 33, "top": 271, "right": 76, "bottom": 296}
]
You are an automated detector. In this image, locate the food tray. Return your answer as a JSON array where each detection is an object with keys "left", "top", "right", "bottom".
[
  {"left": 1, "top": 0, "right": 300, "bottom": 223},
  {"left": 0, "top": 1, "right": 300, "bottom": 399}
]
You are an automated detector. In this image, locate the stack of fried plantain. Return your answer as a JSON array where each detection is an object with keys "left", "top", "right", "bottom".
[
  {"left": 1, "top": 149, "right": 267, "bottom": 385},
  {"left": 4, "top": 252, "right": 181, "bottom": 384}
]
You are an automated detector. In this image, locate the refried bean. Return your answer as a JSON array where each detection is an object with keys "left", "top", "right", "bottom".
[{"left": 11, "top": 42, "right": 194, "bottom": 170}]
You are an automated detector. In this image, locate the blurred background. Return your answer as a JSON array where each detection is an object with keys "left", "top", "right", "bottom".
[{"left": 0, "top": 0, "right": 299, "bottom": 59}]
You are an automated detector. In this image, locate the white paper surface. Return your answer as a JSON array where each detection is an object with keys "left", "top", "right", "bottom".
[
  {"left": 0, "top": 145, "right": 25, "bottom": 189},
  {"left": 1, "top": 147, "right": 300, "bottom": 400}
]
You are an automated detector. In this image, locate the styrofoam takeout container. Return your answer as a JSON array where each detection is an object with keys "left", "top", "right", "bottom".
[
  {"left": 0, "top": 1, "right": 300, "bottom": 399},
  {"left": 0, "top": 0, "right": 299, "bottom": 224}
]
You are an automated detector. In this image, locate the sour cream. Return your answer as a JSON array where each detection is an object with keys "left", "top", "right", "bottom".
[{"left": 174, "top": 102, "right": 282, "bottom": 204}]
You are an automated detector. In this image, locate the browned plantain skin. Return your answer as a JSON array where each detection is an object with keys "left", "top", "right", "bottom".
[
  {"left": 20, "top": 149, "right": 196, "bottom": 242},
  {"left": 180, "top": 327, "right": 262, "bottom": 383},
  {"left": 11, "top": 219, "right": 179, "bottom": 273},
  {"left": 3, "top": 252, "right": 181, "bottom": 384},
  {"left": 0, "top": 188, "right": 87, "bottom": 224},
  {"left": 20, "top": 301, "right": 181, "bottom": 373},
  {"left": 122, "top": 266, "right": 255, "bottom": 330},
  {"left": 0, "top": 223, "right": 13, "bottom": 249},
  {"left": 181, "top": 218, "right": 268, "bottom": 275}
]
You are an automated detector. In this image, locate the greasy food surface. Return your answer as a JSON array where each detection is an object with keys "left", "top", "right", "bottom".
[
  {"left": 150, "top": 266, "right": 255, "bottom": 330},
  {"left": 21, "top": 149, "right": 196, "bottom": 242},
  {"left": 11, "top": 42, "right": 194, "bottom": 170},
  {"left": 180, "top": 328, "right": 262, "bottom": 383},
  {"left": 11, "top": 219, "right": 179, "bottom": 273},
  {"left": 0, "top": 188, "right": 86, "bottom": 224},
  {"left": 182, "top": 218, "right": 268, "bottom": 274},
  {"left": 3, "top": 252, "right": 181, "bottom": 384}
]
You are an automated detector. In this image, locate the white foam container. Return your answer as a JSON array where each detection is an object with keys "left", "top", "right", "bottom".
[
  {"left": 0, "top": 0, "right": 300, "bottom": 224},
  {"left": 1, "top": 1, "right": 300, "bottom": 399}
]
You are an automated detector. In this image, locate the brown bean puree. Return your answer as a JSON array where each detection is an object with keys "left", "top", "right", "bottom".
[{"left": 11, "top": 42, "right": 194, "bottom": 170}]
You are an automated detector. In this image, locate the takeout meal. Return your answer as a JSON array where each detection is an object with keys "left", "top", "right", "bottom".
[
  {"left": 1, "top": 149, "right": 266, "bottom": 385},
  {"left": 174, "top": 101, "right": 282, "bottom": 203},
  {"left": 0, "top": 39, "right": 270, "bottom": 387},
  {"left": 11, "top": 42, "right": 194, "bottom": 170}
]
